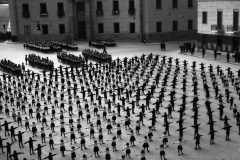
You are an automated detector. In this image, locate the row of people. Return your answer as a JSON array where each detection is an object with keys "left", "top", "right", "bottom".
[
  {"left": 26, "top": 54, "right": 54, "bottom": 71},
  {"left": 57, "top": 52, "right": 84, "bottom": 67},
  {"left": 23, "top": 42, "right": 62, "bottom": 53},
  {"left": 0, "top": 59, "right": 22, "bottom": 76},
  {"left": 82, "top": 49, "right": 112, "bottom": 63},
  {"left": 52, "top": 41, "right": 78, "bottom": 51}
]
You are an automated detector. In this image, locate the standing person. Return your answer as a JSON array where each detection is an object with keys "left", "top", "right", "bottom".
[
  {"left": 214, "top": 49, "right": 217, "bottom": 60},
  {"left": 122, "top": 143, "right": 132, "bottom": 159},
  {"left": 173, "top": 138, "right": 187, "bottom": 156},
  {"left": 156, "top": 145, "right": 167, "bottom": 160},
  {"left": 227, "top": 51, "right": 230, "bottom": 62},
  {"left": 103, "top": 45, "right": 107, "bottom": 54}
]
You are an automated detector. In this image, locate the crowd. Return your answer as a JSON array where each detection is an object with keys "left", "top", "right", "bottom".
[
  {"left": 82, "top": 49, "right": 112, "bottom": 63},
  {"left": 0, "top": 52, "right": 240, "bottom": 160},
  {"left": 0, "top": 59, "right": 22, "bottom": 75},
  {"left": 26, "top": 54, "right": 54, "bottom": 70},
  {"left": 57, "top": 52, "right": 84, "bottom": 67},
  {"left": 0, "top": 31, "right": 11, "bottom": 41}
]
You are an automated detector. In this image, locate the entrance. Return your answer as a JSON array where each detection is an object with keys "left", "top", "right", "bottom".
[{"left": 78, "top": 21, "right": 86, "bottom": 39}]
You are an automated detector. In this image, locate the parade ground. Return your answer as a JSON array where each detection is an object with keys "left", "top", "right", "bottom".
[{"left": 0, "top": 41, "right": 240, "bottom": 160}]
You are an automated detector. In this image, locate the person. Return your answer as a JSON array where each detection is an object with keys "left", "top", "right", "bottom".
[
  {"left": 202, "top": 48, "right": 206, "bottom": 58},
  {"left": 227, "top": 51, "right": 230, "bottom": 62},
  {"left": 214, "top": 49, "right": 217, "bottom": 60},
  {"left": 43, "top": 152, "right": 57, "bottom": 160},
  {"left": 156, "top": 144, "right": 167, "bottom": 160},
  {"left": 173, "top": 138, "right": 187, "bottom": 156},
  {"left": 122, "top": 143, "right": 132, "bottom": 158},
  {"left": 103, "top": 45, "right": 107, "bottom": 54}
]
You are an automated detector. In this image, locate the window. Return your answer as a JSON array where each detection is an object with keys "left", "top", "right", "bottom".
[
  {"left": 58, "top": 3, "right": 65, "bottom": 17},
  {"left": 188, "top": 0, "right": 193, "bottom": 8},
  {"left": 40, "top": 3, "right": 47, "bottom": 16},
  {"left": 156, "top": 0, "right": 161, "bottom": 9},
  {"left": 172, "top": 0, "right": 178, "bottom": 9},
  {"left": 173, "top": 21, "right": 178, "bottom": 31},
  {"left": 188, "top": 19, "right": 193, "bottom": 30},
  {"left": 217, "top": 10, "right": 223, "bottom": 30},
  {"left": 22, "top": 4, "right": 30, "bottom": 18},
  {"left": 114, "top": 23, "right": 120, "bottom": 33},
  {"left": 202, "top": 12, "right": 207, "bottom": 24},
  {"left": 24, "top": 25, "right": 31, "bottom": 35},
  {"left": 113, "top": 1, "right": 119, "bottom": 15},
  {"left": 129, "top": 0, "right": 135, "bottom": 15},
  {"left": 130, "top": 23, "right": 135, "bottom": 33},
  {"left": 156, "top": 22, "right": 162, "bottom": 32},
  {"left": 98, "top": 23, "right": 104, "bottom": 33},
  {"left": 42, "top": 25, "right": 48, "bottom": 35},
  {"left": 77, "top": 2, "right": 85, "bottom": 11},
  {"left": 59, "top": 24, "right": 65, "bottom": 34},
  {"left": 96, "top": 1, "right": 103, "bottom": 15},
  {"left": 97, "top": 1, "right": 103, "bottom": 10},
  {"left": 233, "top": 10, "right": 239, "bottom": 31}
]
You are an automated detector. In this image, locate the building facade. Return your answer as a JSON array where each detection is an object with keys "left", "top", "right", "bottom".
[
  {"left": 9, "top": 0, "right": 75, "bottom": 41},
  {"left": 197, "top": 0, "right": 240, "bottom": 56},
  {"left": 9, "top": 0, "right": 197, "bottom": 42}
]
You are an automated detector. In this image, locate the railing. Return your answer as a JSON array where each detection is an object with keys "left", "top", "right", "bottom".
[
  {"left": 96, "top": 10, "right": 103, "bottom": 16},
  {"left": 112, "top": 9, "right": 120, "bottom": 15}
]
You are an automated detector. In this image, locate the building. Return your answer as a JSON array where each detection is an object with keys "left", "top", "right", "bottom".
[
  {"left": 0, "top": 4, "right": 9, "bottom": 33},
  {"left": 9, "top": 0, "right": 197, "bottom": 42},
  {"left": 9, "top": 0, "right": 75, "bottom": 41},
  {"left": 0, "top": 0, "right": 8, "bottom": 4},
  {"left": 197, "top": 0, "right": 240, "bottom": 60}
]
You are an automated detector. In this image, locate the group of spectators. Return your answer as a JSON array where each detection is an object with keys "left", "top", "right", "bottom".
[
  {"left": 179, "top": 42, "right": 196, "bottom": 55},
  {"left": 0, "top": 31, "right": 11, "bottom": 41}
]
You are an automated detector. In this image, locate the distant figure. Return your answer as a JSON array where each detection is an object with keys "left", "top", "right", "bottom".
[
  {"left": 214, "top": 49, "right": 217, "bottom": 60},
  {"left": 103, "top": 45, "right": 107, "bottom": 54},
  {"left": 202, "top": 48, "right": 206, "bottom": 58},
  {"left": 227, "top": 52, "right": 230, "bottom": 62}
]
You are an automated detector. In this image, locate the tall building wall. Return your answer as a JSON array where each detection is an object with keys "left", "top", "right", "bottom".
[
  {"left": 10, "top": 0, "right": 74, "bottom": 41},
  {"left": 9, "top": 0, "right": 198, "bottom": 42}
]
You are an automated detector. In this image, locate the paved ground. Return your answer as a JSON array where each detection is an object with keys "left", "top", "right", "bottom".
[{"left": 0, "top": 41, "right": 240, "bottom": 160}]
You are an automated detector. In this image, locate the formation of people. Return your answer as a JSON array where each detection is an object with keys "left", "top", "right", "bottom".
[
  {"left": 57, "top": 52, "right": 84, "bottom": 67},
  {"left": 0, "top": 52, "right": 240, "bottom": 160},
  {"left": 0, "top": 31, "right": 11, "bottom": 41},
  {"left": 0, "top": 59, "right": 22, "bottom": 76},
  {"left": 82, "top": 49, "right": 112, "bottom": 63},
  {"left": 26, "top": 54, "right": 54, "bottom": 71},
  {"left": 52, "top": 41, "right": 78, "bottom": 51},
  {"left": 23, "top": 42, "right": 62, "bottom": 53}
]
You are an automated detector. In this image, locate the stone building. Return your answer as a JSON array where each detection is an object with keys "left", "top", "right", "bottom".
[
  {"left": 197, "top": 0, "right": 240, "bottom": 59},
  {"left": 9, "top": 0, "right": 197, "bottom": 42}
]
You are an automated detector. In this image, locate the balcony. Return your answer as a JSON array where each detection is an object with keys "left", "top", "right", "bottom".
[
  {"left": 58, "top": 10, "right": 65, "bottom": 18},
  {"left": 112, "top": 9, "right": 120, "bottom": 15},
  {"left": 211, "top": 24, "right": 224, "bottom": 33},
  {"left": 22, "top": 11, "right": 30, "bottom": 19},
  {"left": 40, "top": 12, "right": 48, "bottom": 17},
  {"left": 96, "top": 10, "right": 103, "bottom": 16},
  {"left": 226, "top": 25, "right": 240, "bottom": 34},
  {"left": 128, "top": 8, "right": 135, "bottom": 15}
]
